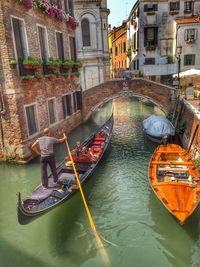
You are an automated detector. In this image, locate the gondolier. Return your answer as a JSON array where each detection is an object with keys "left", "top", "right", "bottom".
[{"left": 31, "top": 128, "right": 67, "bottom": 189}]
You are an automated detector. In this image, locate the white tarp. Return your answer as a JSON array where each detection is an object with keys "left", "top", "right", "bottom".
[
  {"left": 142, "top": 115, "right": 175, "bottom": 138},
  {"left": 173, "top": 69, "right": 200, "bottom": 78}
]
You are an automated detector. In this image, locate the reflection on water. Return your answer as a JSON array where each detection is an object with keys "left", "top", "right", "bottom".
[{"left": 0, "top": 97, "right": 199, "bottom": 267}]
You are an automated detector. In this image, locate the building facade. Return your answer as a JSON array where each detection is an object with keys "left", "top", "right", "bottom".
[
  {"left": 126, "top": 0, "right": 200, "bottom": 84},
  {"left": 109, "top": 22, "right": 127, "bottom": 79},
  {"left": 73, "top": 0, "right": 110, "bottom": 91},
  {"left": 0, "top": 0, "right": 82, "bottom": 162}
]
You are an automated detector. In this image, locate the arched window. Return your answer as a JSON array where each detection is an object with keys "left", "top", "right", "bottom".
[{"left": 81, "top": 18, "right": 91, "bottom": 47}]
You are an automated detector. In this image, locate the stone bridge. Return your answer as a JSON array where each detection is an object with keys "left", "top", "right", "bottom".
[{"left": 82, "top": 78, "right": 177, "bottom": 120}]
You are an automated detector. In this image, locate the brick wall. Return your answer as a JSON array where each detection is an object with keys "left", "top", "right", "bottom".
[
  {"left": 82, "top": 78, "right": 175, "bottom": 119},
  {"left": 0, "top": 1, "right": 81, "bottom": 162}
]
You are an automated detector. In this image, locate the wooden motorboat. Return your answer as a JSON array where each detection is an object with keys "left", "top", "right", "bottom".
[
  {"left": 148, "top": 144, "right": 200, "bottom": 224},
  {"left": 17, "top": 114, "right": 114, "bottom": 225}
]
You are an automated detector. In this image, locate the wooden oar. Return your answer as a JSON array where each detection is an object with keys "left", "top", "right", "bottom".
[{"left": 63, "top": 134, "right": 109, "bottom": 266}]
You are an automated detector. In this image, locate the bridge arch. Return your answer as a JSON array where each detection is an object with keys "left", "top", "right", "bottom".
[{"left": 82, "top": 79, "right": 177, "bottom": 120}]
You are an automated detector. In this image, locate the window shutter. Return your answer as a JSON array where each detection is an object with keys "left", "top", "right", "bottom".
[
  {"left": 69, "top": 36, "right": 77, "bottom": 61},
  {"left": 144, "top": 28, "right": 147, "bottom": 46},
  {"left": 144, "top": 4, "right": 148, "bottom": 12},
  {"left": 57, "top": 0, "right": 62, "bottom": 9},
  {"left": 153, "top": 4, "right": 158, "bottom": 11},
  {"left": 68, "top": 0, "right": 74, "bottom": 16},
  {"left": 56, "top": 32, "right": 64, "bottom": 61},
  {"left": 192, "top": 55, "right": 195, "bottom": 65},
  {"left": 154, "top": 27, "right": 158, "bottom": 45},
  {"left": 77, "top": 91, "right": 82, "bottom": 110},
  {"left": 184, "top": 30, "right": 188, "bottom": 41}
]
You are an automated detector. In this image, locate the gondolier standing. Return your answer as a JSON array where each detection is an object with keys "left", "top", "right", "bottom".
[{"left": 31, "top": 128, "right": 67, "bottom": 189}]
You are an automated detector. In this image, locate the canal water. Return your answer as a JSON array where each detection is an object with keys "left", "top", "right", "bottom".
[{"left": 0, "top": 97, "right": 200, "bottom": 267}]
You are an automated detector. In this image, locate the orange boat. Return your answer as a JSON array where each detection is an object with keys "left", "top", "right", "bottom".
[{"left": 148, "top": 144, "right": 200, "bottom": 224}]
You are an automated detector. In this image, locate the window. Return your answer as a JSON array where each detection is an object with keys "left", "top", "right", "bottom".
[
  {"left": 48, "top": 99, "right": 56, "bottom": 125},
  {"left": 56, "top": 32, "right": 64, "bottom": 61},
  {"left": 57, "top": 0, "right": 62, "bottom": 9},
  {"left": 62, "top": 94, "right": 72, "bottom": 118},
  {"left": 184, "top": 1, "right": 192, "bottom": 12},
  {"left": 38, "top": 26, "right": 48, "bottom": 63},
  {"left": 144, "top": 58, "right": 155, "bottom": 65},
  {"left": 144, "top": 4, "right": 158, "bottom": 12},
  {"left": 144, "top": 27, "right": 158, "bottom": 47},
  {"left": 123, "top": 42, "right": 126, "bottom": 53},
  {"left": 169, "top": 2, "right": 180, "bottom": 11},
  {"left": 73, "top": 92, "right": 78, "bottom": 112},
  {"left": 64, "top": 0, "right": 74, "bottom": 16},
  {"left": 25, "top": 104, "right": 38, "bottom": 136},
  {"left": 69, "top": 36, "right": 77, "bottom": 61},
  {"left": 11, "top": 17, "right": 28, "bottom": 76},
  {"left": 115, "top": 46, "right": 118, "bottom": 56},
  {"left": 184, "top": 54, "right": 195, "bottom": 65},
  {"left": 185, "top": 29, "right": 197, "bottom": 42},
  {"left": 81, "top": 19, "right": 91, "bottom": 47}
]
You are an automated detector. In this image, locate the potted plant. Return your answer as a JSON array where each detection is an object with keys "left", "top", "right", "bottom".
[
  {"left": 23, "top": 56, "right": 42, "bottom": 69},
  {"left": 35, "top": 73, "right": 44, "bottom": 80},
  {"left": 9, "top": 59, "right": 17, "bottom": 69},
  {"left": 45, "top": 73, "right": 56, "bottom": 80},
  {"left": 22, "top": 75, "right": 35, "bottom": 84},
  {"left": 61, "top": 73, "right": 70, "bottom": 79},
  {"left": 62, "top": 59, "right": 74, "bottom": 69},
  {"left": 45, "top": 57, "right": 62, "bottom": 69},
  {"left": 74, "top": 60, "right": 83, "bottom": 68}
]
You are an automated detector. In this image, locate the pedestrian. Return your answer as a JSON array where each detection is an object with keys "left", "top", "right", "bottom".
[
  {"left": 31, "top": 128, "right": 67, "bottom": 189},
  {"left": 124, "top": 67, "right": 133, "bottom": 80}
]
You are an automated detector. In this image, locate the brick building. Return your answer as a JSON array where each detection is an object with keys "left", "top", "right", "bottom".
[{"left": 0, "top": 0, "right": 83, "bottom": 163}]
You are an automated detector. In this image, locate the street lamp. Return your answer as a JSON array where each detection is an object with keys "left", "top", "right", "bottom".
[
  {"left": 172, "top": 45, "right": 182, "bottom": 125},
  {"left": 176, "top": 45, "right": 182, "bottom": 92}
]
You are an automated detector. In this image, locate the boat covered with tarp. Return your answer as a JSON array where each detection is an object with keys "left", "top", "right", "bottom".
[
  {"left": 17, "top": 114, "right": 114, "bottom": 225},
  {"left": 143, "top": 115, "right": 175, "bottom": 143}
]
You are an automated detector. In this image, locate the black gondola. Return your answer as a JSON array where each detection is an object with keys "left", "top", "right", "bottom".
[{"left": 17, "top": 114, "right": 114, "bottom": 225}]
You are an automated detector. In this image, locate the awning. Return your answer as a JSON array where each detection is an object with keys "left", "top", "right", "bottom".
[{"left": 173, "top": 69, "right": 200, "bottom": 78}]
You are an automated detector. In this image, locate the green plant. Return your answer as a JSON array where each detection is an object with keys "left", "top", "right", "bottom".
[
  {"left": 193, "top": 159, "right": 200, "bottom": 171},
  {"left": 23, "top": 56, "right": 42, "bottom": 66},
  {"left": 74, "top": 60, "right": 82, "bottom": 67},
  {"left": 45, "top": 74, "right": 56, "bottom": 78},
  {"left": 46, "top": 57, "right": 62, "bottom": 67},
  {"left": 35, "top": 73, "right": 43, "bottom": 79},
  {"left": 176, "top": 119, "right": 186, "bottom": 134},
  {"left": 9, "top": 59, "right": 17, "bottom": 65},
  {"left": 22, "top": 75, "right": 34, "bottom": 80},
  {"left": 63, "top": 59, "right": 74, "bottom": 67}
]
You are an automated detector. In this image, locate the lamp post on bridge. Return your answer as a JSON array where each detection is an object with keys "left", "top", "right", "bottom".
[
  {"left": 172, "top": 45, "right": 182, "bottom": 126},
  {"left": 176, "top": 45, "right": 182, "bottom": 95}
]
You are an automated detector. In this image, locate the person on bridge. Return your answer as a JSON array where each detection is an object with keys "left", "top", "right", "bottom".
[
  {"left": 31, "top": 128, "right": 67, "bottom": 189},
  {"left": 124, "top": 68, "right": 133, "bottom": 80}
]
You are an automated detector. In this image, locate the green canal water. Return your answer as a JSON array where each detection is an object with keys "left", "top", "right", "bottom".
[{"left": 0, "top": 97, "right": 200, "bottom": 267}]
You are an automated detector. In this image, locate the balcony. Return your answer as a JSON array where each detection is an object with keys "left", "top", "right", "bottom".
[
  {"left": 146, "top": 45, "right": 156, "bottom": 51},
  {"left": 142, "top": 63, "right": 176, "bottom": 76},
  {"left": 186, "top": 38, "right": 195, "bottom": 44},
  {"left": 169, "top": 10, "right": 179, "bottom": 15}
]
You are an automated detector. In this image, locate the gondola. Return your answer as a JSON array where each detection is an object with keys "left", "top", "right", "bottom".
[
  {"left": 148, "top": 143, "right": 200, "bottom": 224},
  {"left": 18, "top": 114, "right": 114, "bottom": 225}
]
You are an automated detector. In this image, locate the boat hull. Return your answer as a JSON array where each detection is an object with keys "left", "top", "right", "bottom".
[{"left": 148, "top": 144, "right": 200, "bottom": 224}]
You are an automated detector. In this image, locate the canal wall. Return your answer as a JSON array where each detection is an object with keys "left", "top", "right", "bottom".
[{"left": 179, "top": 99, "right": 200, "bottom": 159}]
